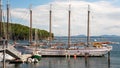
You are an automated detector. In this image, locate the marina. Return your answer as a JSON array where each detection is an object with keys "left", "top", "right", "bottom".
[
  {"left": 0, "top": 0, "right": 120, "bottom": 68},
  {"left": 0, "top": 36, "right": 119, "bottom": 68}
]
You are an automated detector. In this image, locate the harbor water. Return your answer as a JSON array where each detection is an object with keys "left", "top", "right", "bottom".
[{"left": 0, "top": 37, "right": 120, "bottom": 68}]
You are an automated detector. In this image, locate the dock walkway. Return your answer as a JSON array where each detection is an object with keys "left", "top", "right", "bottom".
[{"left": 0, "top": 46, "right": 32, "bottom": 62}]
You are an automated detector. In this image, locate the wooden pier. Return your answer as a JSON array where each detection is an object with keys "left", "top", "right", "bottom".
[{"left": 0, "top": 46, "right": 32, "bottom": 63}]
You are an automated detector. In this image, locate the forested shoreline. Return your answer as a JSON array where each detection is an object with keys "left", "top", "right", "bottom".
[{"left": 0, "top": 22, "right": 54, "bottom": 40}]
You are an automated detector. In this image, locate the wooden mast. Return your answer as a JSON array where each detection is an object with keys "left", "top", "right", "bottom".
[
  {"left": 29, "top": 5, "right": 32, "bottom": 43},
  {"left": 48, "top": 4, "right": 52, "bottom": 47},
  {"left": 68, "top": 4, "right": 71, "bottom": 49},
  {"left": 0, "top": 0, "right": 2, "bottom": 37},
  {"left": 3, "top": 0, "right": 5, "bottom": 68},
  {"left": 49, "top": 4, "right": 52, "bottom": 41},
  {"left": 6, "top": 0, "right": 9, "bottom": 47},
  {"left": 3, "top": 1, "right": 9, "bottom": 68},
  {"left": 87, "top": 5, "right": 90, "bottom": 47}
]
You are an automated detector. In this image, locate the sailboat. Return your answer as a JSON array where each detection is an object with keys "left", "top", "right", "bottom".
[
  {"left": 0, "top": 0, "right": 14, "bottom": 61},
  {"left": 26, "top": 6, "right": 42, "bottom": 62},
  {"left": 38, "top": 4, "right": 112, "bottom": 57}
]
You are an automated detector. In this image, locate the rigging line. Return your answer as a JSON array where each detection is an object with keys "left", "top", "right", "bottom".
[
  {"left": 13, "top": 8, "right": 29, "bottom": 25},
  {"left": 9, "top": 8, "right": 12, "bottom": 23},
  {"left": 9, "top": 12, "right": 15, "bottom": 40},
  {"left": 2, "top": 9, "right": 6, "bottom": 38},
  {"left": 19, "top": 9, "right": 29, "bottom": 24},
  {"left": 7, "top": 6, "right": 13, "bottom": 39}
]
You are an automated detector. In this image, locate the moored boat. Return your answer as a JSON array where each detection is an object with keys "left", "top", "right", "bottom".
[
  {"left": 37, "top": 4, "right": 112, "bottom": 57},
  {"left": 27, "top": 51, "right": 42, "bottom": 63},
  {"left": 38, "top": 42, "right": 112, "bottom": 57}
]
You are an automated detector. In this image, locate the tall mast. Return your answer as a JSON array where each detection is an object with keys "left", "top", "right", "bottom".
[
  {"left": 87, "top": 5, "right": 90, "bottom": 47},
  {"left": 3, "top": 1, "right": 9, "bottom": 68},
  {"left": 2, "top": 0, "right": 5, "bottom": 66},
  {"left": 35, "top": 28, "right": 38, "bottom": 50},
  {"left": 0, "top": 0, "right": 2, "bottom": 37},
  {"left": 29, "top": 5, "right": 32, "bottom": 43},
  {"left": 68, "top": 4, "right": 71, "bottom": 48},
  {"left": 35, "top": 29, "right": 38, "bottom": 42},
  {"left": 49, "top": 4, "right": 52, "bottom": 41},
  {"left": 6, "top": 0, "right": 9, "bottom": 43}
]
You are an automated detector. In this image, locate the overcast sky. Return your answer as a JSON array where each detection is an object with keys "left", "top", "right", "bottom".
[{"left": 2, "top": 0, "right": 120, "bottom": 36}]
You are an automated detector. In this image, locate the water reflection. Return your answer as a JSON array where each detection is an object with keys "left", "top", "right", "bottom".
[
  {"left": 0, "top": 57, "right": 110, "bottom": 68},
  {"left": 85, "top": 57, "right": 89, "bottom": 68},
  {"left": 38, "top": 57, "right": 109, "bottom": 68},
  {"left": 14, "top": 63, "right": 20, "bottom": 68}
]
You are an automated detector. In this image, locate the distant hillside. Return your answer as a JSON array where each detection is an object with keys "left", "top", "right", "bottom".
[
  {"left": 99, "top": 35, "right": 120, "bottom": 37},
  {"left": 0, "top": 22, "right": 53, "bottom": 40},
  {"left": 55, "top": 35, "right": 120, "bottom": 38}
]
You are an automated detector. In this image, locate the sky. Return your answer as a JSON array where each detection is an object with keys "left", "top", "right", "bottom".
[{"left": 2, "top": 0, "right": 120, "bottom": 36}]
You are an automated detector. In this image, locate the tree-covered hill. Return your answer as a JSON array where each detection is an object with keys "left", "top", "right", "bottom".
[{"left": 0, "top": 22, "right": 54, "bottom": 40}]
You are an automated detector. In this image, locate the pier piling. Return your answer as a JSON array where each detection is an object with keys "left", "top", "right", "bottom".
[{"left": 108, "top": 52, "right": 110, "bottom": 68}]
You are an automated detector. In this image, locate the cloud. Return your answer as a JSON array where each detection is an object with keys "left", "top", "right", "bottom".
[{"left": 10, "top": 1, "right": 120, "bottom": 36}]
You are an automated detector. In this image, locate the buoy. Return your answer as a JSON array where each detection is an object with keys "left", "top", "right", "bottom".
[{"left": 74, "top": 54, "right": 77, "bottom": 59}]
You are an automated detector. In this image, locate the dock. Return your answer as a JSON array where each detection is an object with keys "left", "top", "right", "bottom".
[{"left": 0, "top": 46, "right": 32, "bottom": 63}]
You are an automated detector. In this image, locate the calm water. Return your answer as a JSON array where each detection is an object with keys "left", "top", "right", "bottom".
[{"left": 0, "top": 37, "right": 120, "bottom": 68}]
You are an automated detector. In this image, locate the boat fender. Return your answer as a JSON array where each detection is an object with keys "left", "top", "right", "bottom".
[
  {"left": 27, "top": 58, "right": 32, "bottom": 63},
  {"left": 33, "top": 58, "right": 39, "bottom": 63}
]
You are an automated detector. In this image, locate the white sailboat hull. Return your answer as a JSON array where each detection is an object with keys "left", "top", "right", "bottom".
[{"left": 39, "top": 46, "right": 112, "bottom": 57}]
